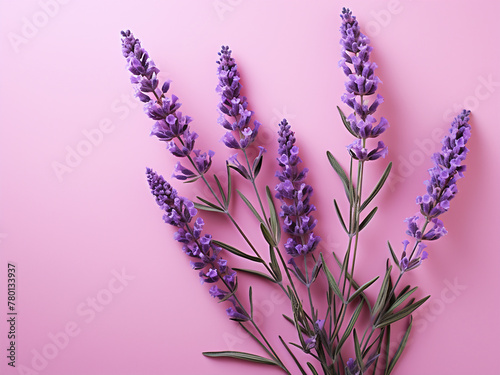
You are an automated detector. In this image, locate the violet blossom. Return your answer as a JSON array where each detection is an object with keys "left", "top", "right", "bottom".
[
  {"left": 275, "top": 119, "right": 320, "bottom": 257},
  {"left": 216, "top": 45, "right": 261, "bottom": 150},
  {"left": 339, "top": 8, "right": 388, "bottom": 160},
  {"left": 146, "top": 168, "right": 248, "bottom": 321},
  {"left": 402, "top": 109, "right": 471, "bottom": 270},
  {"left": 121, "top": 30, "right": 214, "bottom": 181}
]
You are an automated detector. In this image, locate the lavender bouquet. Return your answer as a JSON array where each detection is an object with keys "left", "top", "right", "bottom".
[{"left": 120, "top": 7, "right": 471, "bottom": 375}]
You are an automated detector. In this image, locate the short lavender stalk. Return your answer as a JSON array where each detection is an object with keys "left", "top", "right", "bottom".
[{"left": 400, "top": 109, "right": 471, "bottom": 272}]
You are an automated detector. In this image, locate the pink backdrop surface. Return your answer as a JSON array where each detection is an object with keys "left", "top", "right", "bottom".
[{"left": 1, "top": 1, "right": 499, "bottom": 374}]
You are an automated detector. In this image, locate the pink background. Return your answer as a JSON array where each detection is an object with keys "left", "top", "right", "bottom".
[{"left": 1, "top": 0, "right": 499, "bottom": 374}]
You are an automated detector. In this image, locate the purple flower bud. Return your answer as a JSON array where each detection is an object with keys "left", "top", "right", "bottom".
[
  {"left": 209, "top": 286, "right": 227, "bottom": 300},
  {"left": 347, "top": 140, "right": 388, "bottom": 161},
  {"left": 226, "top": 307, "right": 250, "bottom": 321},
  {"left": 422, "top": 218, "right": 447, "bottom": 240},
  {"left": 172, "top": 162, "right": 195, "bottom": 181},
  {"left": 405, "top": 215, "right": 423, "bottom": 240},
  {"left": 228, "top": 154, "right": 250, "bottom": 179}
]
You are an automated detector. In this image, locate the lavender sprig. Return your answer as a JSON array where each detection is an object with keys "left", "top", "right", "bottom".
[
  {"left": 215, "top": 45, "right": 272, "bottom": 237},
  {"left": 276, "top": 119, "right": 320, "bottom": 258},
  {"left": 121, "top": 30, "right": 214, "bottom": 181},
  {"left": 146, "top": 168, "right": 249, "bottom": 321},
  {"left": 216, "top": 46, "right": 261, "bottom": 150},
  {"left": 339, "top": 8, "right": 389, "bottom": 159},
  {"left": 400, "top": 109, "right": 471, "bottom": 271}
]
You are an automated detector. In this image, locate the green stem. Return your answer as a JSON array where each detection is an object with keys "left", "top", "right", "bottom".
[
  {"left": 243, "top": 148, "right": 269, "bottom": 225},
  {"left": 347, "top": 158, "right": 365, "bottom": 300},
  {"left": 304, "top": 254, "right": 316, "bottom": 322}
]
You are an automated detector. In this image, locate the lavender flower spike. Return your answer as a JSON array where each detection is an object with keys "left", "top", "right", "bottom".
[
  {"left": 146, "top": 168, "right": 248, "bottom": 321},
  {"left": 402, "top": 110, "right": 471, "bottom": 271},
  {"left": 406, "top": 110, "right": 471, "bottom": 242},
  {"left": 339, "top": 8, "right": 388, "bottom": 159},
  {"left": 121, "top": 30, "right": 214, "bottom": 181},
  {"left": 216, "top": 46, "right": 261, "bottom": 149},
  {"left": 275, "top": 119, "right": 320, "bottom": 257}
]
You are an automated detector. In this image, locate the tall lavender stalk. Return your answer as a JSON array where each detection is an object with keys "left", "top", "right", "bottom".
[
  {"left": 321, "top": 8, "right": 394, "bottom": 374},
  {"left": 338, "top": 6, "right": 390, "bottom": 282}
]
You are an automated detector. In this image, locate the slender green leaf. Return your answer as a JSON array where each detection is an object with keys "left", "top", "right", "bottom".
[
  {"left": 386, "top": 287, "right": 418, "bottom": 314},
  {"left": 307, "top": 362, "right": 320, "bottom": 375},
  {"left": 261, "top": 223, "right": 277, "bottom": 247},
  {"left": 369, "top": 327, "right": 385, "bottom": 375},
  {"left": 354, "top": 329, "right": 363, "bottom": 371},
  {"left": 337, "top": 106, "right": 358, "bottom": 137},
  {"left": 213, "top": 240, "right": 264, "bottom": 263},
  {"left": 375, "top": 295, "right": 430, "bottom": 328},
  {"left": 269, "top": 245, "right": 282, "bottom": 282},
  {"left": 193, "top": 202, "right": 224, "bottom": 213},
  {"left": 237, "top": 322, "right": 275, "bottom": 362},
  {"left": 213, "top": 174, "right": 227, "bottom": 208},
  {"left": 228, "top": 164, "right": 250, "bottom": 180},
  {"left": 360, "top": 162, "right": 392, "bottom": 211},
  {"left": 289, "top": 342, "right": 304, "bottom": 351},
  {"left": 334, "top": 199, "right": 349, "bottom": 234},
  {"left": 387, "top": 241, "right": 400, "bottom": 269},
  {"left": 386, "top": 318, "right": 413, "bottom": 375},
  {"left": 266, "top": 186, "right": 281, "bottom": 244},
  {"left": 183, "top": 176, "right": 201, "bottom": 184},
  {"left": 332, "top": 251, "right": 372, "bottom": 311},
  {"left": 362, "top": 330, "right": 384, "bottom": 358},
  {"left": 359, "top": 206, "right": 378, "bottom": 231},
  {"left": 327, "top": 151, "right": 354, "bottom": 203},
  {"left": 289, "top": 291, "right": 306, "bottom": 348},
  {"left": 348, "top": 276, "right": 379, "bottom": 303},
  {"left": 311, "top": 256, "right": 323, "bottom": 284},
  {"left": 320, "top": 253, "right": 344, "bottom": 303},
  {"left": 252, "top": 150, "right": 264, "bottom": 178},
  {"left": 226, "top": 162, "right": 232, "bottom": 207},
  {"left": 278, "top": 336, "right": 308, "bottom": 375},
  {"left": 384, "top": 325, "right": 391, "bottom": 374},
  {"left": 282, "top": 314, "right": 307, "bottom": 334},
  {"left": 387, "top": 260, "right": 395, "bottom": 305},
  {"left": 288, "top": 263, "right": 307, "bottom": 285},
  {"left": 202, "top": 351, "right": 278, "bottom": 366},
  {"left": 232, "top": 267, "right": 276, "bottom": 283},
  {"left": 395, "top": 285, "right": 411, "bottom": 300},
  {"left": 249, "top": 286, "right": 253, "bottom": 318},
  {"left": 237, "top": 190, "right": 264, "bottom": 223},
  {"left": 196, "top": 196, "right": 224, "bottom": 212},
  {"left": 335, "top": 300, "right": 364, "bottom": 354},
  {"left": 373, "top": 265, "right": 393, "bottom": 316}
]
